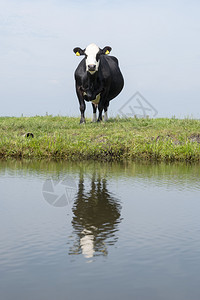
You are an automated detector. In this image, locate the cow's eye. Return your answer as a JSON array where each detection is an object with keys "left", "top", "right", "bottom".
[{"left": 96, "top": 52, "right": 101, "bottom": 61}]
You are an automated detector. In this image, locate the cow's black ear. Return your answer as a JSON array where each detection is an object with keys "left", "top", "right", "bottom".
[
  {"left": 102, "top": 46, "right": 112, "bottom": 55},
  {"left": 73, "top": 47, "right": 85, "bottom": 56}
]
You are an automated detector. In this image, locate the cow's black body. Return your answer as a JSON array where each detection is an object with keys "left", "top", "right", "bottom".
[{"left": 74, "top": 47, "right": 124, "bottom": 123}]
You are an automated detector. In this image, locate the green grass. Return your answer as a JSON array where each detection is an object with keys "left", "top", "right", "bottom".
[{"left": 0, "top": 116, "right": 200, "bottom": 162}]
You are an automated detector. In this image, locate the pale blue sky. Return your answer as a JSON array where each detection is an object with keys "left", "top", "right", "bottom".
[{"left": 0, "top": 0, "right": 200, "bottom": 118}]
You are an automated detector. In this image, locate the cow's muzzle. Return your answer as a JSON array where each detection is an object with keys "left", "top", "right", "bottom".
[{"left": 88, "top": 64, "right": 96, "bottom": 72}]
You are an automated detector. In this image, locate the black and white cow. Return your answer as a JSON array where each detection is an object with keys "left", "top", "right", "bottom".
[{"left": 73, "top": 43, "right": 124, "bottom": 123}]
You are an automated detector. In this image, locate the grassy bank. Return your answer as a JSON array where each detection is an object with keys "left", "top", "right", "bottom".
[{"left": 0, "top": 116, "right": 200, "bottom": 162}]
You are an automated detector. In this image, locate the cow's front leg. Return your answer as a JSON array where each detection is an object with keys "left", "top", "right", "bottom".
[
  {"left": 97, "top": 102, "right": 104, "bottom": 122},
  {"left": 80, "top": 101, "right": 86, "bottom": 124},
  {"left": 76, "top": 84, "right": 86, "bottom": 124},
  {"left": 97, "top": 91, "right": 108, "bottom": 122},
  {"left": 92, "top": 103, "right": 97, "bottom": 122},
  {"left": 103, "top": 102, "right": 109, "bottom": 122}
]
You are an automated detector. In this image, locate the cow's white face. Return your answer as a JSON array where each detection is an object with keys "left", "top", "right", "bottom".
[
  {"left": 85, "top": 43, "right": 100, "bottom": 74},
  {"left": 73, "top": 44, "right": 112, "bottom": 75}
]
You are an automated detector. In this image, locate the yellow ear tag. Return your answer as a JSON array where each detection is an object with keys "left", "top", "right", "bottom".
[
  {"left": 76, "top": 52, "right": 80, "bottom": 56},
  {"left": 105, "top": 50, "right": 110, "bottom": 55}
]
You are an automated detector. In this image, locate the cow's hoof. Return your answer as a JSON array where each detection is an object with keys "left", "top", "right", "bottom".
[{"left": 80, "top": 121, "right": 86, "bottom": 125}]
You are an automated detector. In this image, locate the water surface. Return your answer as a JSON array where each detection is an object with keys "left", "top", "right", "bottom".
[{"left": 1, "top": 161, "right": 200, "bottom": 300}]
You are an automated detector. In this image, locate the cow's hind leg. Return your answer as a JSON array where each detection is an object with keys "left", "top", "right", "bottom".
[
  {"left": 92, "top": 103, "right": 97, "bottom": 122},
  {"left": 104, "top": 110, "right": 108, "bottom": 121}
]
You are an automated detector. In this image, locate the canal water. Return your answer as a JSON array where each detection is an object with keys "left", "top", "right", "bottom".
[{"left": 1, "top": 160, "right": 200, "bottom": 300}]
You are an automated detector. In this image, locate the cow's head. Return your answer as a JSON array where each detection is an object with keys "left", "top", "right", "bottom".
[{"left": 73, "top": 43, "right": 112, "bottom": 74}]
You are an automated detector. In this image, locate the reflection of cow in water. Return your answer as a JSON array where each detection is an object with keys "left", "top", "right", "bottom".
[{"left": 69, "top": 173, "right": 121, "bottom": 258}]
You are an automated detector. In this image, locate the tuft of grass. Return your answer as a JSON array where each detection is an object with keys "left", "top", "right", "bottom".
[{"left": 0, "top": 116, "right": 200, "bottom": 162}]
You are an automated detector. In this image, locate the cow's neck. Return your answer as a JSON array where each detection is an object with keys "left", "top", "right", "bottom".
[
  {"left": 82, "top": 71, "right": 102, "bottom": 101},
  {"left": 87, "top": 71, "right": 98, "bottom": 89}
]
